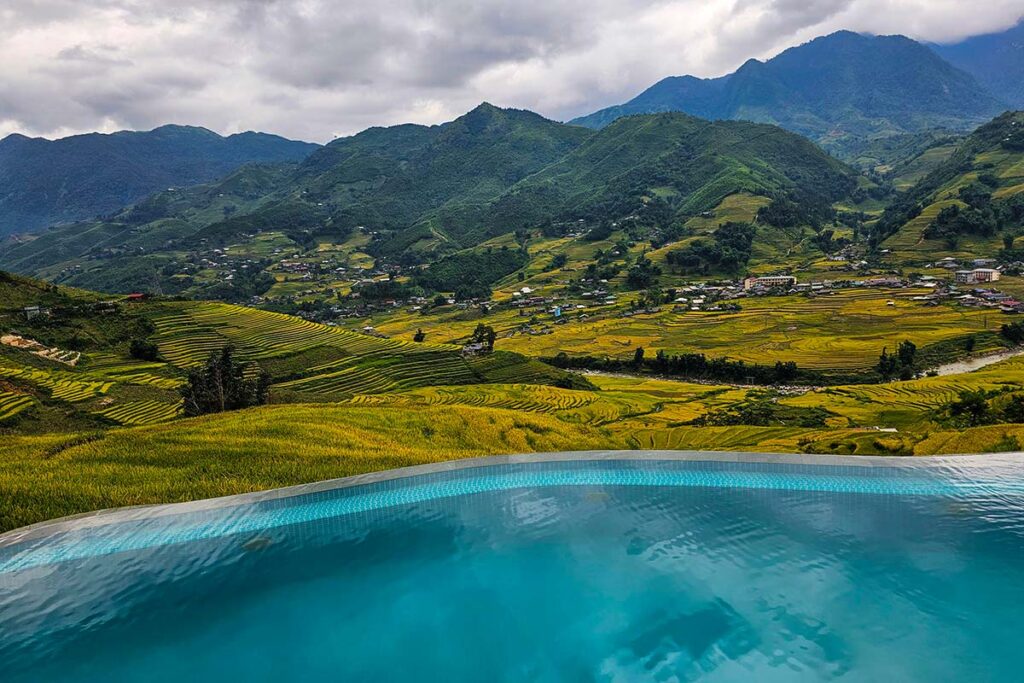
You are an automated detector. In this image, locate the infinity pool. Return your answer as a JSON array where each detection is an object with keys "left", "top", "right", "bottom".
[{"left": 2, "top": 453, "right": 1023, "bottom": 681}]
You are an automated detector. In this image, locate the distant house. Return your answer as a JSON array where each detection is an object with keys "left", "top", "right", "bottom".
[
  {"left": 22, "top": 306, "right": 49, "bottom": 321},
  {"left": 125, "top": 293, "right": 147, "bottom": 302},
  {"left": 461, "top": 342, "right": 489, "bottom": 356},
  {"left": 742, "top": 275, "right": 796, "bottom": 291},
  {"left": 955, "top": 269, "right": 1001, "bottom": 285}
]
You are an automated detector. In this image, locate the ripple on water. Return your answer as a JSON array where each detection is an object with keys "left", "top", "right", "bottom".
[{"left": 1, "top": 458, "right": 1023, "bottom": 681}]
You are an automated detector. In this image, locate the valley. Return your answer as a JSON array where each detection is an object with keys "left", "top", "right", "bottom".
[{"left": 3, "top": 22, "right": 1024, "bottom": 533}]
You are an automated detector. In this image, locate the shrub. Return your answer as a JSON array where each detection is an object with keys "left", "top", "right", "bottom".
[{"left": 129, "top": 339, "right": 160, "bottom": 361}]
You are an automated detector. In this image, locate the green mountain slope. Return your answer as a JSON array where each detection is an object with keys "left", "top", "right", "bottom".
[
  {"left": 932, "top": 20, "right": 1024, "bottom": 109},
  {"left": 873, "top": 111, "right": 1024, "bottom": 261},
  {"left": 297, "top": 103, "right": 591, "bottom": 237},
  {"left": 0, "top": 125, "right": 319, "bottom": 237},
  {"left": 460, "top": 112, "right": 857, "bottom": 238},
  {"left": 0, "top": 106, "right": 860, "bottom": 295},
  {"left": 570, "top": 31, "right": 1006, "bottom": 151},
  {"left": 0, "top": 162, "right": 297, "bottom": 291}
]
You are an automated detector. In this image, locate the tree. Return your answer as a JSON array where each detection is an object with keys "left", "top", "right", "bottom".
[
  {"left": 877, "top": 348, "right": 898, "bottom": 378},
  {"left": 180, "top": 346, "right": 270, "bottom": 417},
  {"left": 1002, "top": 322, "right": 1024, "bottom": 345},
  {"left": 129, "top": 338, "right": 160, "bottom": 361},
  {"left": 948, "top": 391, "right": 991, "bottom": 427},
  {"left": 626, "top": 255, "right": 661, "bottom": 289},
  {"left": 633, "top": 347, "right": 645, "bottom": 366},
  {"left": 471, "top": 323, "right": 497, "bottom": 352},
  {"left": 897, "top": 340, "right": 917, "bottom": 369},
  {"left": 1003, "top": 395, "right": 1024, "bottom": 423},
  {"left": 879, "top": 340, "right": 917, "bottom": 380},
  {"left": 413, "top": 328, "right": 426, "bottom": 343}
]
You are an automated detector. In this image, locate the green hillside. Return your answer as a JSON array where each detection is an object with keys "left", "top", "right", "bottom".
[
  {"left": 0, "top": 125, "right": 317, "bottom": 237},
  {"left": 482, "top": 112, "right": 857, "bottom": 228},
  {"left": 0, "top": 163, "right": 296, "bottom": 293},
  {"left": 296, "top": 103, "right": 593, "bottom": 249},
  {"left": 0, "top": 271, "right": 584, "bottom": 435},
  {"left": 0, "top": 106, "right": 863, "bottom": 298},
  {"left": 874, "top": 111, "right": 1024, "bottom": 263}
]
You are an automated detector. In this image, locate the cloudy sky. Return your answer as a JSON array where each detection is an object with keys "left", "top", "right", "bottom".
[{"left": 1, "top": 0, "right": 1022, "bottom": 143}]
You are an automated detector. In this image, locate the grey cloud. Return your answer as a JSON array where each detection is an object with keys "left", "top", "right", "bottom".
[
  {"left": 57, "top": 44, "right": 132, "bottom": 66},
  {"left": 0, "top": 0, "right": 1021, "bottom": 142}
]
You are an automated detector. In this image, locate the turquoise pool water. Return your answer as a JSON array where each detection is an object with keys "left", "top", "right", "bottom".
[{"left": 2, "top": 456, "right": 1023, "bottom": 681}]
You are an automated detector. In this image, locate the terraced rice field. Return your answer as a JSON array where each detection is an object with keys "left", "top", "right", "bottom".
[
  {"left": 0, "top": 391, "right": 33, "bottom": 422},
  {"left": 0, "top": 365, "right": 112, "bottom": 402},
  {"left": 93, "top": 400, "right": 181, "bottom": 426},
  {"left": 151, "top": 302, "right": 565, "bottom": 400},
  {"left": 151, "top": 303, "right": 453, "bottom": 368},
  {"left": 368, "top": 286, "right": 996, "bottom": 370},
  {"left": 348, "top": 383, "right": 642, "bottom": 426},
  {"left": 496, "top": 289, "right": 992, "bottom": 369},
  {"left": 83, "top": 354, "right": 182, "bottom": 389},
  {"left": 785, "top": 355, "right": 1024, "bottom": 429}
]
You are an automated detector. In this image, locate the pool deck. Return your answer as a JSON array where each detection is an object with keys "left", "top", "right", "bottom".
[{"left": 2, "top": 449, "right": 1022, "bottom": 549}]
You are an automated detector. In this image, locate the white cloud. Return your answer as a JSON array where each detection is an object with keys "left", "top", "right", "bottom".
[{"left": 0, "top": 0, "right": 1021, "bottom": 142}]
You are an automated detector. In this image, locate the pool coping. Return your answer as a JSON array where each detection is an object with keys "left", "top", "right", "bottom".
[{"left": 2, "top": 449, "right": 1021, "bottom": 549}]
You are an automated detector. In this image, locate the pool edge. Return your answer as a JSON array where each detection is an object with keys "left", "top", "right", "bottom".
[{"left": 2, "top": 449, "right": 1019, "bottom": 548}]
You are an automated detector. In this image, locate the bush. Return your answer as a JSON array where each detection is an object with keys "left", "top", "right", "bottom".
[{"left": 129, "top": 339, "right": 160, "bottom": 361}]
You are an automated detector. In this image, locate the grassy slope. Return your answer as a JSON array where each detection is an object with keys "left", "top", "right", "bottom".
[
  {"left": 880, "top": 112, "right": 1024, "bottom": 263},
  {"left": 0, "top": 272, "right": 580, "bottom": 435},
  {"left": 0, "top": 404, "right": 617, "bottom": 532}
]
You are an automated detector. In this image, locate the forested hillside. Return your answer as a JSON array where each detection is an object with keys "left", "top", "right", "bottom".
[
  {"left": 0, "top": 125, "right": 318, "bottom": 237},
  {"left": 873, "top": 111, "right": 1024, "bottom": 261},
  {"left": 0, "top": 105, "right": 860, "bottom": 295},
  {"left": 933, "top": 20, "right": 1024, "bottom": 109}
]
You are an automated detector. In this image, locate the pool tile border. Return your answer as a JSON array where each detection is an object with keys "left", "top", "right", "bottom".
[{"left": 2, "top": 449, "right": 1021, "bottom": 550}]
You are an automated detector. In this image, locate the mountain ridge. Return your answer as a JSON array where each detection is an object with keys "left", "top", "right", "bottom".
[
  {"left": 932, "top": 19, "right": 1024, "bottom": 109},
  {"left": 0, "top": 104, "right": 860, "bottom": 295},
  {"left": 569, "top": 31, "right": 1007, "bottom": 152},
  {"left": 0, "top": 124, "right": 319, "bottom": 237}
]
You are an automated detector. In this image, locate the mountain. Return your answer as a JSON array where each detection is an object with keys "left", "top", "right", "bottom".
[
  {"left": 932, "top": 20, "right": 1024, "bottom": 109},
  {"left": 0, "top": 125, "right": 319, "bottom": 237},
  {"left": 0, "top": 105, "right": 860, "bottom": 295},
  {"left": 291, "top": 103, "right": 593, "bottom": 247},
  {"left": 873, "top": 111, "right": 1024, "bottom": 261},
  {"left": 463, "top": 111, "right": 857, "bottom": 236},
  {"left": 570, "top": 31, "right": 1007, "bottom": 151}
]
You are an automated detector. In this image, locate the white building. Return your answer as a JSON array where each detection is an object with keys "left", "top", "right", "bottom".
[
  {"left": 743, "top": 275, "right": 796, "bottom": 291},
  {"left": 955, "top": 268, "right": 1001, "bottom": 285}
]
